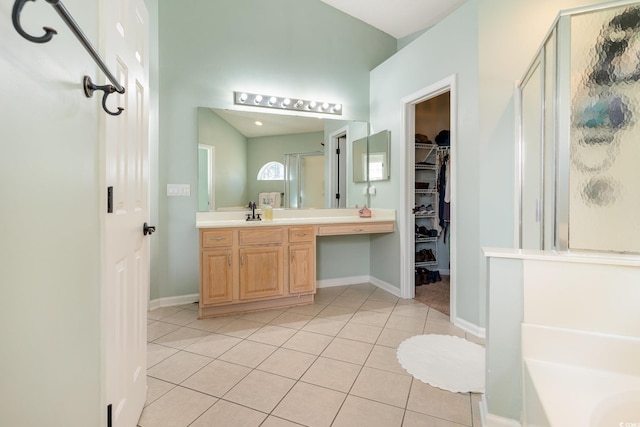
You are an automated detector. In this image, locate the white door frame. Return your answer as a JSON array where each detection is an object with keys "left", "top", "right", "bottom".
[
  {"left": 327, "top": 126, "right": 348, "bottom": 208},
  {"left": 198, "top": 144, "right": 215, "bottom": 210},
  {"left": 400, "top": 75, "right": 457, "bottom": 321}
]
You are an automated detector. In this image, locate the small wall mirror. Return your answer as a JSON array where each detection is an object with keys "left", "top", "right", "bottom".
[
  {"left": 368, "top": 130, "right": 390, "bottom": 181},
  {"left": 352, "top": 136, "right": 368, "bottom": 183},
  {"left": 352, "top": 130, "right": 390, "bottom": 183}
]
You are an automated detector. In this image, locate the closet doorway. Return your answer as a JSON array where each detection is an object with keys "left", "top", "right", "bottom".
[{"left": 402, "top": 75, "right": 457, "bottom": 320}]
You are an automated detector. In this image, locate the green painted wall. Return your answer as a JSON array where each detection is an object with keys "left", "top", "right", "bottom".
[
  {"left": 0, "top": 1, "right": 102, "bottom": 425},
  {"left": 368, "top": 1, "right": 480, "bottom": 325},
  {"left": 155, "top": 0, "right": 397, "bottom": 299}
]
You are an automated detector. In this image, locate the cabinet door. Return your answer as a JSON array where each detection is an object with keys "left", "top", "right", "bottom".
[
  {"left": 289, "top": 244, "right": 315, "bottom": 294},
  {"left": 201, "top": 249, "right": 233, "bottom": 305},
  {"left": 239, "top": 246, "right": 284, "bottom": 300}
]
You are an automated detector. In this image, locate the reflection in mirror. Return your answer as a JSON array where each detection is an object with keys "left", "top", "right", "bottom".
[
  {"left": 368, "top": 130, "right": 390, "bottom": 181},
  {"left": 197, "top": 107, "right": 369, "bottom": 211},
  {"left": 352, "top": 136, "right": 368, "bottom": 183}
]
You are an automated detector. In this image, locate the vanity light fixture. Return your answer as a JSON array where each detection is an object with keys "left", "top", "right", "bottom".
[{"left": 234, "top": 91, "right": 342, "bottom": 116}]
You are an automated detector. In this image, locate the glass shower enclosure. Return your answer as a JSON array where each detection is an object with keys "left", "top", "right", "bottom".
[{"left": 284, "top": 151, "right": 325, "bottom": 209}]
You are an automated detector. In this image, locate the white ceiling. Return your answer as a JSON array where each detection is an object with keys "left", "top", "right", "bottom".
[
  {"left": 319, "top": 0, "right": 467, "bottom": 39},
  {"left": 213, "top": 109, "right": 326, "bottom": 138}
]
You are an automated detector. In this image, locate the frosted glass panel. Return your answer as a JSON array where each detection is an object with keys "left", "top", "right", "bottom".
[
  {"left": 521, "top": 62, "right": 543, "bottom": 250},
  {"left": 569, "top": 5, "right": 640, "bottom": 253},
  {"left": 543, "top": 32, "right": 556, "bottom": 250}
]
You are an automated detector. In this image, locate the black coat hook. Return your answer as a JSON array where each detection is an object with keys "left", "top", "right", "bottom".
[
  {"left": 12, "top": 0, "right": 127, "bottom": 116},
  {"left": 12, "top": 0, "right": 58, "bottom": 43},
  {"left": 83, "top": 76, "right": 124, "bottom": 116}
]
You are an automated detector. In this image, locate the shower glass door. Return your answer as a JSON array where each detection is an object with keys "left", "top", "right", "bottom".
[{"left": 284, "top": 152, "right": 324, "bottom": 208}]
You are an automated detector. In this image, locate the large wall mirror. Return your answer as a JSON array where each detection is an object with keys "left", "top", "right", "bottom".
[{"left": 197, "top": 107, "right": 371, "bottom": 211}]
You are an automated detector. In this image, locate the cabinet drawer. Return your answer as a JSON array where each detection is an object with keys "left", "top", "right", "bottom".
[
  {"left": 239, "top": 228, "right": 284, "bottom": 245},
  {"left": 289, "top": 226, "right": 315, "bottom": 243},
  {"left": 317, "top": 222, "right": 395, "bottom": 236},
  {"left": 202, "top": 230, "right": 233, "bottom": 247}
]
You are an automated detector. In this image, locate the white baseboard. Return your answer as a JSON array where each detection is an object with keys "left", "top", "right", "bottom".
[
  {"left": 454, "top": 315, "right": 486, "bottom": 339},
  {"left": 369, "top": 276, "right": 402, "bottom": 298},
  {"left": 316, "top": 275, "right": 371, "bottom": 288},
  {"left": 149, "top": 293, "right": 199, "bottom": 311},
  {"left": 484, "top": 414, "right": 522, "bottom": 427},
  {"left": 317, "top": 275, "right": 403, "bottom": 299}
]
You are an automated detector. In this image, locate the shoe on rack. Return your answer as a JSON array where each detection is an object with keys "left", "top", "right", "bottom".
[
  {"left": 425, "top": 249, "right": 436, "bottom": 262},
  {"left": 424, "top": 204, "right": 435, "bottom": 215}
]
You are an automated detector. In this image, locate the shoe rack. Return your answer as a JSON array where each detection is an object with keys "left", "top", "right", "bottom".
[{"left": 414, "top": 142, "right": 439, "bottom": 278}]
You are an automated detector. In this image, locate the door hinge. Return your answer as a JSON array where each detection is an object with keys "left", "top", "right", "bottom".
[
  {"left": 335, "top": 193, "right": 340, "bottom": 200},
  {"left": 107, "top": 186, "right": 113, "bottom": 214},
  {"left": 107, "top": 404, "right": 112, "bottom": 427},
  {"left": 336, "top": 148, "right": 341, "bottom": 155}
]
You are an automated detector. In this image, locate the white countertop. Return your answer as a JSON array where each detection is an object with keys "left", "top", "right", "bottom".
[
  {"left": 482, "top": 247, "right": 640, "bottom": 267},
  {"left": 196, "top": 208, "right": 396, "bottom": 229}
]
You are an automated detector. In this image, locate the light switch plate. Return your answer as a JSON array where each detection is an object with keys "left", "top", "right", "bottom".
[{"left": 167, "top": 184, "right": 191, "bottom": 196}]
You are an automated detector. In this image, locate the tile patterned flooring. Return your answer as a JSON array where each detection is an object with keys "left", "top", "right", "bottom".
[{"left": 140, "top": 283, "right": 485, "bottom": 427}]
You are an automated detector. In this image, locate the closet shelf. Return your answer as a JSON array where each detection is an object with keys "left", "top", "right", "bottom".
[
  {"left": 415, "top": 189, "right": 436, "bottom": 194},
  {"left": 415, "top": 261, "right": 438, "bottom": 267},
  {"left": 415, "top": 213, "right": 435, "bottom": 218},
  {"left": 415, "top": 143, "right": 437, "bottom": 149},
  {"left": 416, "top": 237, "right": 437, "bottom": 243},
  {"left": 415, "top": 164, "right": 436, "bottom": 170}
]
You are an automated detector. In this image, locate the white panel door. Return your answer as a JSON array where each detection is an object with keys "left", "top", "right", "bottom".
[{"left": 101, "top": 0, "right": 149, "bottom": 426}]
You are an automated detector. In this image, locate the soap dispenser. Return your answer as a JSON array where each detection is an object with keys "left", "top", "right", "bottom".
[{"left": 263, "top": 202, "right": 273, "bottom": 220}]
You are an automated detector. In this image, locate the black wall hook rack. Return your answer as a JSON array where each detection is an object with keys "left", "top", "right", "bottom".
[{"left": 12, "top": 0, "right": 126, "bottom": 116}]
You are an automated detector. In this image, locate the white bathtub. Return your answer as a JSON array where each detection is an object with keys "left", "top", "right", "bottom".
[{"left": 522, "top": 324, "right": 640, "bottom": 427}]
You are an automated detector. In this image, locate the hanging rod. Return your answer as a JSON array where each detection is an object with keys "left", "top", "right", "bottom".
[{"left": 12, "top": 0, "right": 125, "bottom": 116}]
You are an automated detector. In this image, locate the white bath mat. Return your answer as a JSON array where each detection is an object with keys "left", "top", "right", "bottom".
[{"left": 397, "top": 334, "right": 485, "bottom": 393}]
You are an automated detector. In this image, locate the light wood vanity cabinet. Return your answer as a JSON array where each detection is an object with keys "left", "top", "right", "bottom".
[
  {"left": 288, "top": 226, "right": 315, "bottom": 295},
  {"left": 200, "top": 230, "right": 233, "bottom": 305},
  {"left": 239, "top": 247, "right": 285, "bottom": 300},
  {"left": 199, "top": 220, "right": 394, "bottom": 318},
  {"left": 199, "top": 225, "right": 315, "bottom": 318}
]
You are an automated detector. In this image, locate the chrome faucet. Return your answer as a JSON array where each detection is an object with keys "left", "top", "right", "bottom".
[{"left": 246, "top": 201, "right": 262, "bottom": 221}]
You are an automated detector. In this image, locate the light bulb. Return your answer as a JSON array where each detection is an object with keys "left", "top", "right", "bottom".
[
  {"left": 308, "top": 101, "right": 317, "bottom": 110},
  {"left": 321, "top": 102, "right": 329, "bottom": 111},
  {"left": 295, "top": 100, "right": 304, "bottom": 109},
  {"left": 254, "top": 95, "right": 263, "bottom": 104},
  {"left": 268, "top": 96, "right": 277, "bottom": 106},
  {"left": 239, "top": 93, "right": 248, "bottom": 103},
  {"left": 332, "top": 104, "right": 342, "bottom": 112},
  {"left": 282, "top": 98, "right": 291, "bottom": 107}
]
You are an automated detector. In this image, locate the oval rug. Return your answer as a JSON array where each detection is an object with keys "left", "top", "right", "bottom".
[{"left": 397, "top": 334, "right": 485, "bottom": 393}]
